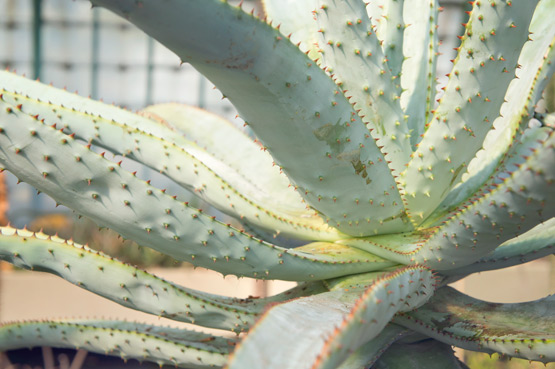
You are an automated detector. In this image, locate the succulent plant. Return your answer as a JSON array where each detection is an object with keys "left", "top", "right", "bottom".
[{"left": 0, "top": 0, "right": 554, "bottom": 368}]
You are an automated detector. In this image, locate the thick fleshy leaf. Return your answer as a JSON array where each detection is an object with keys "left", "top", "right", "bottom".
[
  {"left": 401, "top": 0, "right": 540, "bottom": 224},
  {"left": 315, "top": 0, "right": 412, "bottom": 176},
  {"left": 261, "top": 0, "right": 320, "bottom": 58},
  {"left": 227, "top": 266, "right": 436, "bottom": 369},
  {"left": 337, "top": 232, "right": 425, "bottom": 266},
  {"left": 139, "top": 103, "right": 306, "bottom": 213},
  {"left": 92, "top": 0, "right": 412, "bottom": 237},
  {"left": 432, "top": 2, "right": 555, "bottom": 218},
  {"left": 370, "top": 339, "right": 470, "bottom": 369},
  {"left": 395, "top": 287, "right": 555, "bottom": 363},
  {"left": 0, "top": 71, "right": 340, "bottom": 241},
  {"left": 0, "top": 100, "right": 398, "bottom": 281},
  {"left": 414, "top": 127, "right": 555, "bottom": 270},
  {"left": 366, "top": 0, "right": 405, "bottom": 82},
  {"left": 344, "top": 129, "right": 555, "bottom": 271},
  {"left": 441, "top": 217, "right": 555, "bottom": 278},
  {"left": 400, "top": 0, "right": 439, "bottom": 147},
  {"left": 0, "top": 320, "right": 232, "bottom": 368},
  {"left": 140, "top": 104, "right": 340, "bottom": 240},
  {"left": 0, "top": 226, "right": 329, "bottom": 333}
]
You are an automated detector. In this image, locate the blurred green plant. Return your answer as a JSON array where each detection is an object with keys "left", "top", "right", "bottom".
[{"left": 464, "top": 350, "right": 555, "bottom": 369}]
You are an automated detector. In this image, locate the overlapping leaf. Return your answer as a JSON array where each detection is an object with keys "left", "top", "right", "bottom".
[
  {"left": 433, "top": 1, "right": 555, "bottom": 219},
  {"left": 443, "top": 217, "right": 555, "bottom": 278},
  {"left": 402, "top": 0, "right": 541, "bottom": 223},
  {"left": 415, "top": 127, "right": 554, "bottom": 269},
  {"left": 0, "top": 71, "right": 341, "bottom": 241},
  {"left": 0, "top": 99, "right": 397, "bottom": 281},
  {"left": 92, "top": 0, "right": 411, "bottom": 237},
  {"left": 262, "top": 0, "right": 320, "bottom": 58},
  {"left": 0, "top": 320, "right": 232, "bottom": 368},
  {"left": 314, "top": 0, "right": 411, "bottom": 175},
  {"left": 0, "top": 226, "right": 327, "bottom": 333},
  {"left": 395, "top": 287, "right": 555, "bottom": 363},
  {"left": 400, "top": 0, "right": 439, "bottom": 147},
  {"left": 227, "top": 266, "right": 435, "bottom": 369}
]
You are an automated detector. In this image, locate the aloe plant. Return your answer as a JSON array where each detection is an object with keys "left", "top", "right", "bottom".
[{"left": 0, "top": 0, "right": 554, "bottom": 368}]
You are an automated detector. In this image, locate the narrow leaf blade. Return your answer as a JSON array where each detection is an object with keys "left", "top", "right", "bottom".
[
  {"left": 400, "top": 0, "right": 440, "bottom": 147},
  {"left": 442, "top": 217, "right": 555, "bottom": 277},
  {"left": 416, "top": 127, "right": 555, "bottom": 270},
  {"left": 0, "top": 320, "right": 232, "bottom": 368},
  {"left": 315, "top": 0, "right": 412, "bottom": 176},
  {"left": 0, "top": 226, "right": 261, "bottom": 333},
  {"left": 401, "top": 1, "right": 540, "bottom": 223},
  {"left": 366, "top": 0, "right": 405, "bottom": 82}
]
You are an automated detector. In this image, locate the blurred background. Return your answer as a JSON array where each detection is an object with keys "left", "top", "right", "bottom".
[{"left": 0, "top": 0, "right": 553, "bottom": 368}]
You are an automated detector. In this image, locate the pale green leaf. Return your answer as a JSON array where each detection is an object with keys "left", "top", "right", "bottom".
[
  {"left": 0, "top": 320, "right": 232, "bottom": 368},
  {"left": 0, "top": 100, "right": 399, "bottom": 281},
  {"left": 92, "top": 0, "right": 412, "bottom": 237},
  {"left": 227, "top": 266, "right": 435, "bottom": 369},
  {"left": 401, "top": 1, "right": 540, "bottom": 223},
  {"left": 0, "top": 71, "right": 341, "bottom": 241}
]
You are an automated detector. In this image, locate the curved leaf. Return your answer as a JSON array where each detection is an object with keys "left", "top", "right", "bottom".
[
  {"left": 227, "top": 266, "right": 436, "bottom": 369},
  {"left": 0, "top": 71, "right": 341, "bottom": 241},
  {"left": 92, "top": 0, "right": 412, "bottom": 237},
  {"left": 401, "top": 1, "right": 540, "bottom": 223},
  {"left": 442, "top": 217, "right": 555, "bottom": 277},
  {"left": 433, "top": 1, "right": 555, "bottom": 219},
  {"left": 261, "top": 0, "right": 320, "bottom": 58},
  {"left": 315, "top": 0, "right": 411, "bottom": 175},
  {"left": 395, "top": 287, "right": 555, "bottom": 363},
  {"left": 139, "top": 103, "right": 306, "bottom": 214},
  {"left": 0, "top": 320, "right": 232, "bottom": 368},
  {"left": 0, "top": 226, "right": 263, "bottom": 333},
  {"left": 0, "top": 225, "right": 332, "bottom": 333},
  {"left": 0, "top": 99, "right": 398, "bottom": 281},
  {"left": 415, "top": 127, "right": 555, "bottom": 270}
]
